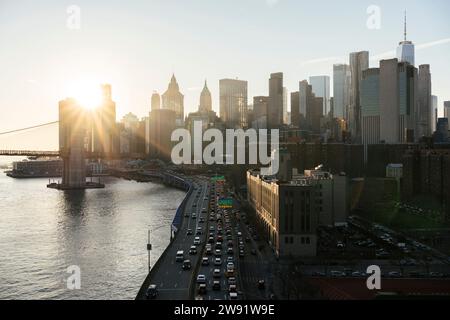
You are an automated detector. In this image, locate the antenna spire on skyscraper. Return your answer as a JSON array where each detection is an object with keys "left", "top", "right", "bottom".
[{"left": 404, "top": 10, "right": 407, "bottom": 41}]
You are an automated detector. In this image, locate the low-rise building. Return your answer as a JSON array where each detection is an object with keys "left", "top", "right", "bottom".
[{"left": 247, "top": 166, "right": 349, "bottom": 257}]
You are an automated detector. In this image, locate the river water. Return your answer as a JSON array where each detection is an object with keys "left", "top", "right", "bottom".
[{"left": 0, "top": 156, "right": 186, "bottom": 300}]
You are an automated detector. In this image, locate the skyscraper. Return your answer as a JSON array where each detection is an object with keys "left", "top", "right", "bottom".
[
  {"left": 290, "top": 91, "right": 300, "bottom": 128},
  {"left": 309, "top": 76, "right": 330, "bottom": 116},
  {"left": 432, "top": 95, "right": 438, "bottom": 133},
  {"left": 396, "top": 11, "right": 415, "bottom": 66},
  {"left": 151, "top": 91, "right": 161, "bottom": 111},
  {"left": 445, "top": 101, "right": 450, "bottom": 123},
  {"left": 283, "top": 87, "right": 288, "bottom": 125},
  {"left": 333, "top": 64, "right": 351, "bottom": 119},
  {"left": 349, "top": 51, "right": 369, "bottom": 143},
  {"left": 252, "top": 96, "right": 269, "bottom": 129},
  {"left": 199, "top": 80, "right": 212, "bottom": 113},
  {"left": 361, "top": 59, "right": 418, "bottom": 161},
  {"left": 417, "top": 65, "right": 432, "bottom": 138},
  {"left": 91, "top": 84, "right": 117, "bottom": 154},
  {"left": 162, "top": 74, "right": 184, "bottom": 125},
  {"left": 268, "top": 72, "right": 284, "bottom": 129},
  {"left": 219, "top": 78, "right": 248, "bottom": 129}
]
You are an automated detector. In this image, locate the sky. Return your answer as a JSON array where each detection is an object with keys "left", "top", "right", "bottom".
[{"left": 0, "top": 0, "right": 449, "bottom": 150}]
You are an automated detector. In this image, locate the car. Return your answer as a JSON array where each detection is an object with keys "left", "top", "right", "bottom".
[
  {"left": 213, "top": 269, "right": 221, "bottom": 278},
  {"left": 227, "top": 256, "right": 234, "bottom": 263},
  {"left": 197, "top": 274, "right": 206, "bottom": 284},
  {"left": 388, "top": 271, "right": 402, "bottom": 278},
  {"left": 182, "top": 259, "right": 192, "bottom": 270},
  {"left": 199, "top": 217, "right": 205, "bottom": 223},
  {"left": 229, "top": 292, "right": 238, "bottom": 300},
  {"left": 198, "top": 284, "right": 207, "bottom": 295},
  {"left": 186, "top": 229, "right": 193, "bottom": 236},
  {"left": 202, "top": 257, "right": 209, "bottom": 266},
  {"left": 194, "top": 237, "right": 201, "bottom": 245},
  {"left": 192, "top": 213, "right": 197, "bottom": 219},
  {"left": 330, "top": 271, "right": 345, "bottom": 278},
  {"left": 239, "top": 250, "right": 245, "bottom": 257},
  {"left": 227, "top": 262, "right": 235, "bottom": 269},
  {"left": 258, "top": 280, "right": 265, "bottom": 290},
  {"left": 214, "top": 258, "right": 222, "bottom": 266},
  {"left": 227, "top": 248, "right": 234, "bottom": 255},
  {"left": 227, "top": 240, "right": 234, "bottom": 247},
  {"left": 189, "top": 246, "right": 197, "bottom": 255},
  {"left": 312, "top": 271, "right": 326, "bottom": 277},
  {"left": 429, "top": 272, "right": 444, "bottom": 278},
  {"left": 351, "top": 271, "right": 364, "bottom": 277},
  {"left": 213, "top": 280, "right": 221, "bottom": 291},
  {"left": 146, "top": 284, "right": 158, "bottom": 299},
  {"left": 184, "top": 213, "right": 190, "bottom": 218},
  {"left": 214, "top": 249, "right": 222, "bottom": 257},
  {"left": 228, "top": 277, "right": 237, "bottom": 285},
  {"left": 336, "top": 241, "right": 345, "bottom": 249},
  {"left": 215, "top": 242, "right": 223, "bottom": 250},
  {"left": 176, "top": 250, "right": 184, "bottom": 262},
  {"left": 208, "top": 237, "right": 215, "bottom": 244},
  {"left": 228, "top": 284, "right": 237, "bottom": 292}
]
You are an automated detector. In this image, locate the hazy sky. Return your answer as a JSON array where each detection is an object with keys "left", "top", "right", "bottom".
[{"left": 1, "top": 0, "right": 449, "bottom": 149}]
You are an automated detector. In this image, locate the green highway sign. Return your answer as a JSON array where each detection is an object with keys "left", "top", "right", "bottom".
[{"left": 218, "top": 198, "right": 233, "bottom": 208}]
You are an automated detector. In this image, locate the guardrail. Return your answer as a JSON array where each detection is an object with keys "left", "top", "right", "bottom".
[{"left": 135, "top": 173, "right": 193, "bottom": 300}]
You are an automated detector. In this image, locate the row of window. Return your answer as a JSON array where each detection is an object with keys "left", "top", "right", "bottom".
[{"left": 284, "top": 236, "right": 311, "bottom": 245}]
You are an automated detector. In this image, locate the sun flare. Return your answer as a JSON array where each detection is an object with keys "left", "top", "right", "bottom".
[{"left": 65, "top": 77, "right": 103, "bottom": 109}]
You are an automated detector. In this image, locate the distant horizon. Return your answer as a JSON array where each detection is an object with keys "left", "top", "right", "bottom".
[{"left": 1, "top": 0, "right": 449, "bottom": 150}]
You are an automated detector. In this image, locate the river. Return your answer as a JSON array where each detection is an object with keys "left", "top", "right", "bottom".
[{"left": 0, "top": 156, "right": 186, "bottom": 299}]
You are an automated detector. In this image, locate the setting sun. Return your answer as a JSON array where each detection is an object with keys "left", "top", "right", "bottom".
[{"left": 65, "top": 77, "right": 103, "bottom": 109}]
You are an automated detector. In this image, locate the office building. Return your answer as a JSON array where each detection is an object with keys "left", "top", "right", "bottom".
[
  {"left": 445, "top": 101, "right": 450, "bottom": 123},
  {"left": 361, "top": 59, "right": 418, "bottom": 161},
  {"left": 252, "top": 96, "right": 269, "bottom": 129},
  {"left": 349, "top": 51, "right": 370, "bottom": 143},
  {"left": 417, "top": 65, "right": 432, "bottom": 138},
  {"left": 432, "top": 95, "right": 438, "bottom": 133},
  {"left": 435, "top": 118, "right": 449, "bottom": 143},
  {"left": 148, "top": 108, "right": 177, "bottom": 161},
  {"left": 290, "top": 91, "right": 300, "bottom": 128},
  {"left": 199, "top": 80, "right": 212, "bottom": 113},
  {"left": 162, "top": 74, "right": 184, "bottom": 125},
  {"left": 219, "top": 78, "right": 248, "bottom": 129},
  {"left": 90, "top": 84, "right": 117, "bottom": 155},
  {"left": 333, "top": 64, "right": 351, "bottom": 119},
  {"left": 283, "top": 87, "right": 289, "bottom": 125},
  {"left": 396, "top": 12, "right": 415, "bottom": 66},
  {"left": 151, "top": 91, "right": 161, "bottom": 111},
  {"left": 247, "top": 166, "right": 349, "bottom": 257},
  {"left": 268, "top": 72, "right": 284, "bottom": 129},
  {"left": 309, "top": 76, "right": 330, "bottom": 116}
]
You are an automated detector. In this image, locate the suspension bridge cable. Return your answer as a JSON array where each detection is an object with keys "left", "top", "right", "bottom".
[{"left": 0, "top": 121, "right": 59, "bottom": 136}]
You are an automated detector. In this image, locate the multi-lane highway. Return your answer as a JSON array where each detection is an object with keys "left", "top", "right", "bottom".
[{"left": 141, "top": 178, "right": 211, "bottom": 300}]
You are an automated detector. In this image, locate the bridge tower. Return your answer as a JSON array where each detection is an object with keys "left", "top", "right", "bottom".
[{"left": 56, "top": 98, "right": 88, "bottom": 189}]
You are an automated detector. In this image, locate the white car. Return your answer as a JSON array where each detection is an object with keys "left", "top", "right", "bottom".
[
  {"left": 197, "top": 274, "right": 206, "bottom": 284},
  {"left": 214, "top": 258, "right": 222, "bottom": 266},
  {"left": 194, "top": 237, "right": 201, "bottom": 245}
]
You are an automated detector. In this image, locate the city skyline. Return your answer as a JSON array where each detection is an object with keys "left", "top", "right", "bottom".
[{"left": 1, "top": 0, "right": 450, "bottom": 150}]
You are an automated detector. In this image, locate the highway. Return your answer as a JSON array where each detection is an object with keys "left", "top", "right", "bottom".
[{"left": 142, "top": 177, "right": 211, "bottom": 300}]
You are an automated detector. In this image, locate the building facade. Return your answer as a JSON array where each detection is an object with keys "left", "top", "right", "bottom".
[
  {"left": 162, "top": 74, "right": 184, "bottom": 126},
  {"left": 219, "top": 78, "right": 248, "bottom": 129},
  {"left": 349, "top": 51, "right": 370, "bottom": 143}
]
